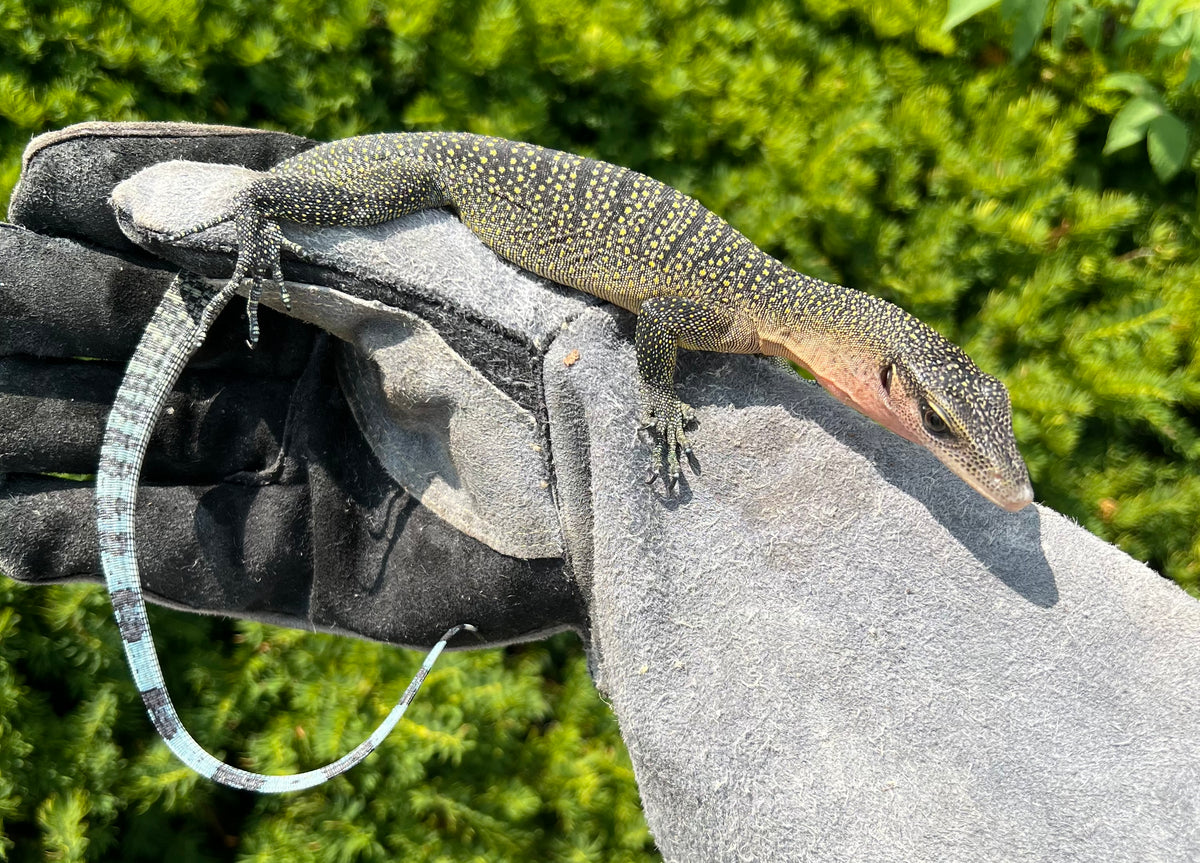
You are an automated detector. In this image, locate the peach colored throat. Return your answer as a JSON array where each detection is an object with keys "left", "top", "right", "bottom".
[{"left": 761, "top": 328, "right": 923, "bottom": 447}]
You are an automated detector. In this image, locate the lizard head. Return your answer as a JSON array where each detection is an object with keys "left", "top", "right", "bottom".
[
  {"left": 787, "top": 295, "right": 1034, "bottom": 512},
  {"left": 869, "top": 348, "right": 1032, "bottom": 512}
]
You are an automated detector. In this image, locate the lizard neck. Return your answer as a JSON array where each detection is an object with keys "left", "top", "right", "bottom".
[{"left": 756, "top": 276, "right": 909, "bottom": 438}]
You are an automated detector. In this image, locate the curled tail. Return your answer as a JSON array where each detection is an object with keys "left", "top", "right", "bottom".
[{"left": 97, "top": 272, "right": 471, "bottom": 792}]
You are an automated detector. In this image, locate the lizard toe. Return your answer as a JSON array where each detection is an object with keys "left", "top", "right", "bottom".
[{"left": 637, "top": 384, "right": 700, "bottom": 493}]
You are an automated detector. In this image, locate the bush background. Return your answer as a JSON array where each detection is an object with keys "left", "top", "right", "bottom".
[{"left": 1, "top": 0, "right": 1197, "bottom": 859}]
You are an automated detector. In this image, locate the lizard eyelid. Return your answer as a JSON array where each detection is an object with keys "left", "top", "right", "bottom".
[{"left": 921, "top": 402, "right": 952, "bottom": 437}]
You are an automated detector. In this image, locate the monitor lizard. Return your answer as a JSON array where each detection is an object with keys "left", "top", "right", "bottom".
[{"left": 98, "top": 130, "right": 1033, "bottom": 791}]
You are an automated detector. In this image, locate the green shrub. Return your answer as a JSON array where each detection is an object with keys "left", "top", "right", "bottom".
[
  {"left": 0, "top": 579, "right": 653, "bottom": 862},
  {"left": 2, "top": 0, "right": 1197, "bottom": 858}
]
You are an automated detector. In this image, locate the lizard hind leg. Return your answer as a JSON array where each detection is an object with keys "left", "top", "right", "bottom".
[
  {"left": 231, "top": 202, "right": 291, "bottom": 346},
  {"left": 217, "top": 158, "right": 446, "bottom": 345},
  {"left": 162, "top": 180, "right": 300, "bottom": 346}
]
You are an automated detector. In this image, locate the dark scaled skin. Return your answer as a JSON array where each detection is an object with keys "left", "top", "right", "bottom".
[{"left": 173, "top": 132, "right": 1033, "bottom": 511}]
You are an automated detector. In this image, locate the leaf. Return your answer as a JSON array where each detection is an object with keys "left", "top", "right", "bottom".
[
  {"left": 1077, "top": 6, "right": 1103, "bottom": 49},
  {"left": 1011, "top": 0, "right": 1050, "bottom": 61},
  {"left": 1051, "top": 0, "right": 1073, "bottom": 49},
  {"left": 1130, "top": 0, "right": 1185, "bottom": 31},
  {"left": 1187, "top": 56, "right": 1200, "bottom": 88},
  {"left": 1103, "top": 97, "right": 1164, "bottom": 155},
  {"left": 1147, "top": 112, "right": 1190, "bottom": 182},
  {"left": 1158, "top": 9, "right": 1195, "bottom": 50},
  {"left": 942, "top": 0, "right": 1002, "bottom": 31},
  {"left": 1099, "top": 72, "right": 1156, "bottom": 99}
]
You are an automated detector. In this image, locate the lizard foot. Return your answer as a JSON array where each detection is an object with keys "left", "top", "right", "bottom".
[
  {"left": 639, "top": 385, "right": 700, "bottom": 496},
  {"left": 168, "top": 191, "right": 304, "bottom": 346},
  {"left": 231, "top": 204, "right": 292, "bottom": 346}
]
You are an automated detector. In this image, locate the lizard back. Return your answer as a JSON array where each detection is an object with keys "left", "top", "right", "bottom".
[{"left": 283, "top": 132, "right": 794, "bottom": 317}]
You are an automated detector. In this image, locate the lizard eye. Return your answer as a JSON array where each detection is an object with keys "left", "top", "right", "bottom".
[
  {"left": 922, "top": 404, "right": 951, "bottom": 436},
  {"left": 880, "top": 364, "right": 894, "bottom": 394}
]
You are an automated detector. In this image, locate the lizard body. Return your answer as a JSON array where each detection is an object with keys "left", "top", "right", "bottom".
[
  {"left": 201, "top": 132, "right": 1032, "bottom": 510},
  {"left": 102, "top": 130, "right": 1032, "bottom": 791}
]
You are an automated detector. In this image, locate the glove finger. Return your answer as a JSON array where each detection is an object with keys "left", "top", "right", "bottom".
[
  {"left": 0, "top": 476, "right": 312, "bottom": 615},
  {"left": 0, "top": 224, "right": 170, "bottom": 361},
  {"left": 0, "top": 354, "right": 300, "bottom": 480},
  {"left": 0, "top": 474, "right": 582, "bottom": 648},
  {"left": 9, "top": 123, "right": 314, "bottom": 256},
  {"left": 0, "top": 223, "right": 317, "bottom": 368},
  {"left": 305, "top": 483, "right": 578, "bottom": 648}
]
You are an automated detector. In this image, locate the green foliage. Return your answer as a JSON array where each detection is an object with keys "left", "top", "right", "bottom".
[
  {"left": 943, "top": 0, "right": 1197, "bottom": 179},
  {"left": 2, "top": 0, "right": 1199, "bottom": 856},
  {"left": 0, "top": 579, "right": 652, "bottom": 861}
]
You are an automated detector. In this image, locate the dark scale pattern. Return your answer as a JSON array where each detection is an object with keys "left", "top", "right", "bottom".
[
  {"left": 197, "top": 131, "right": 1030, "bottom": 508},
  {"left": 140, "top": 687, "right": 180, "bottom": 739}
]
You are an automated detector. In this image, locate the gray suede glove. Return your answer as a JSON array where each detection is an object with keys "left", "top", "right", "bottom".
[
  {"left": 5, "top": 123, "right": 1200, "bottom": 861},
  {"left": 1, "top": 124, "right": 580, "bottom": 648}
]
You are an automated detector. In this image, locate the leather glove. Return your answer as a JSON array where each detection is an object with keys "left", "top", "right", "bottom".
[{"left": 0, "top": 124, "right": 582, "bottom": 648}]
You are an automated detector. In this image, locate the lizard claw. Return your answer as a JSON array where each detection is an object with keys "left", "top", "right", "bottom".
[
  {"left": 271, "top": 245, "right": 291, "bottom": 311},
  {"left": 231, "top": 205, "right": 291, "bottom": 345},
  {"left": 640, "top": 386, "right": 699, "bottom": 496},
  {"left": 169, "top": 186, "right": 302, "bottom": 346}
]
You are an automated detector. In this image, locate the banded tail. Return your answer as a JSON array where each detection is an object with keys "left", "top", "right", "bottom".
[{"left": 97, "top": 273, "right": 471, "bottom": 792}]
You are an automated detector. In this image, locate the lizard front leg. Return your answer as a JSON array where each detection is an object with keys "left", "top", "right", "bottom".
[{"left": 634, "top": 296, "right": 761, "bottom": 493}]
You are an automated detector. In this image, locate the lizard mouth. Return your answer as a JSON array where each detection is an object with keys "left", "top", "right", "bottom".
[
  {"left": 988, "top": 480, "right": 1034, "bottom": 512},
  {"left": 948, "top": 461, "right": 1034, "bottom": 512},
  {"left": 802, "top": 367, "right": 1033, "bottom": 511}
]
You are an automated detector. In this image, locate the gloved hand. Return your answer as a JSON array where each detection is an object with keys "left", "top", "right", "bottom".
[
  {"left": 4, "top": 123, "right": 1200, "bottom": 862},
  {"left": 0, "top": 124, "right": 582, "bottom": 649}
]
